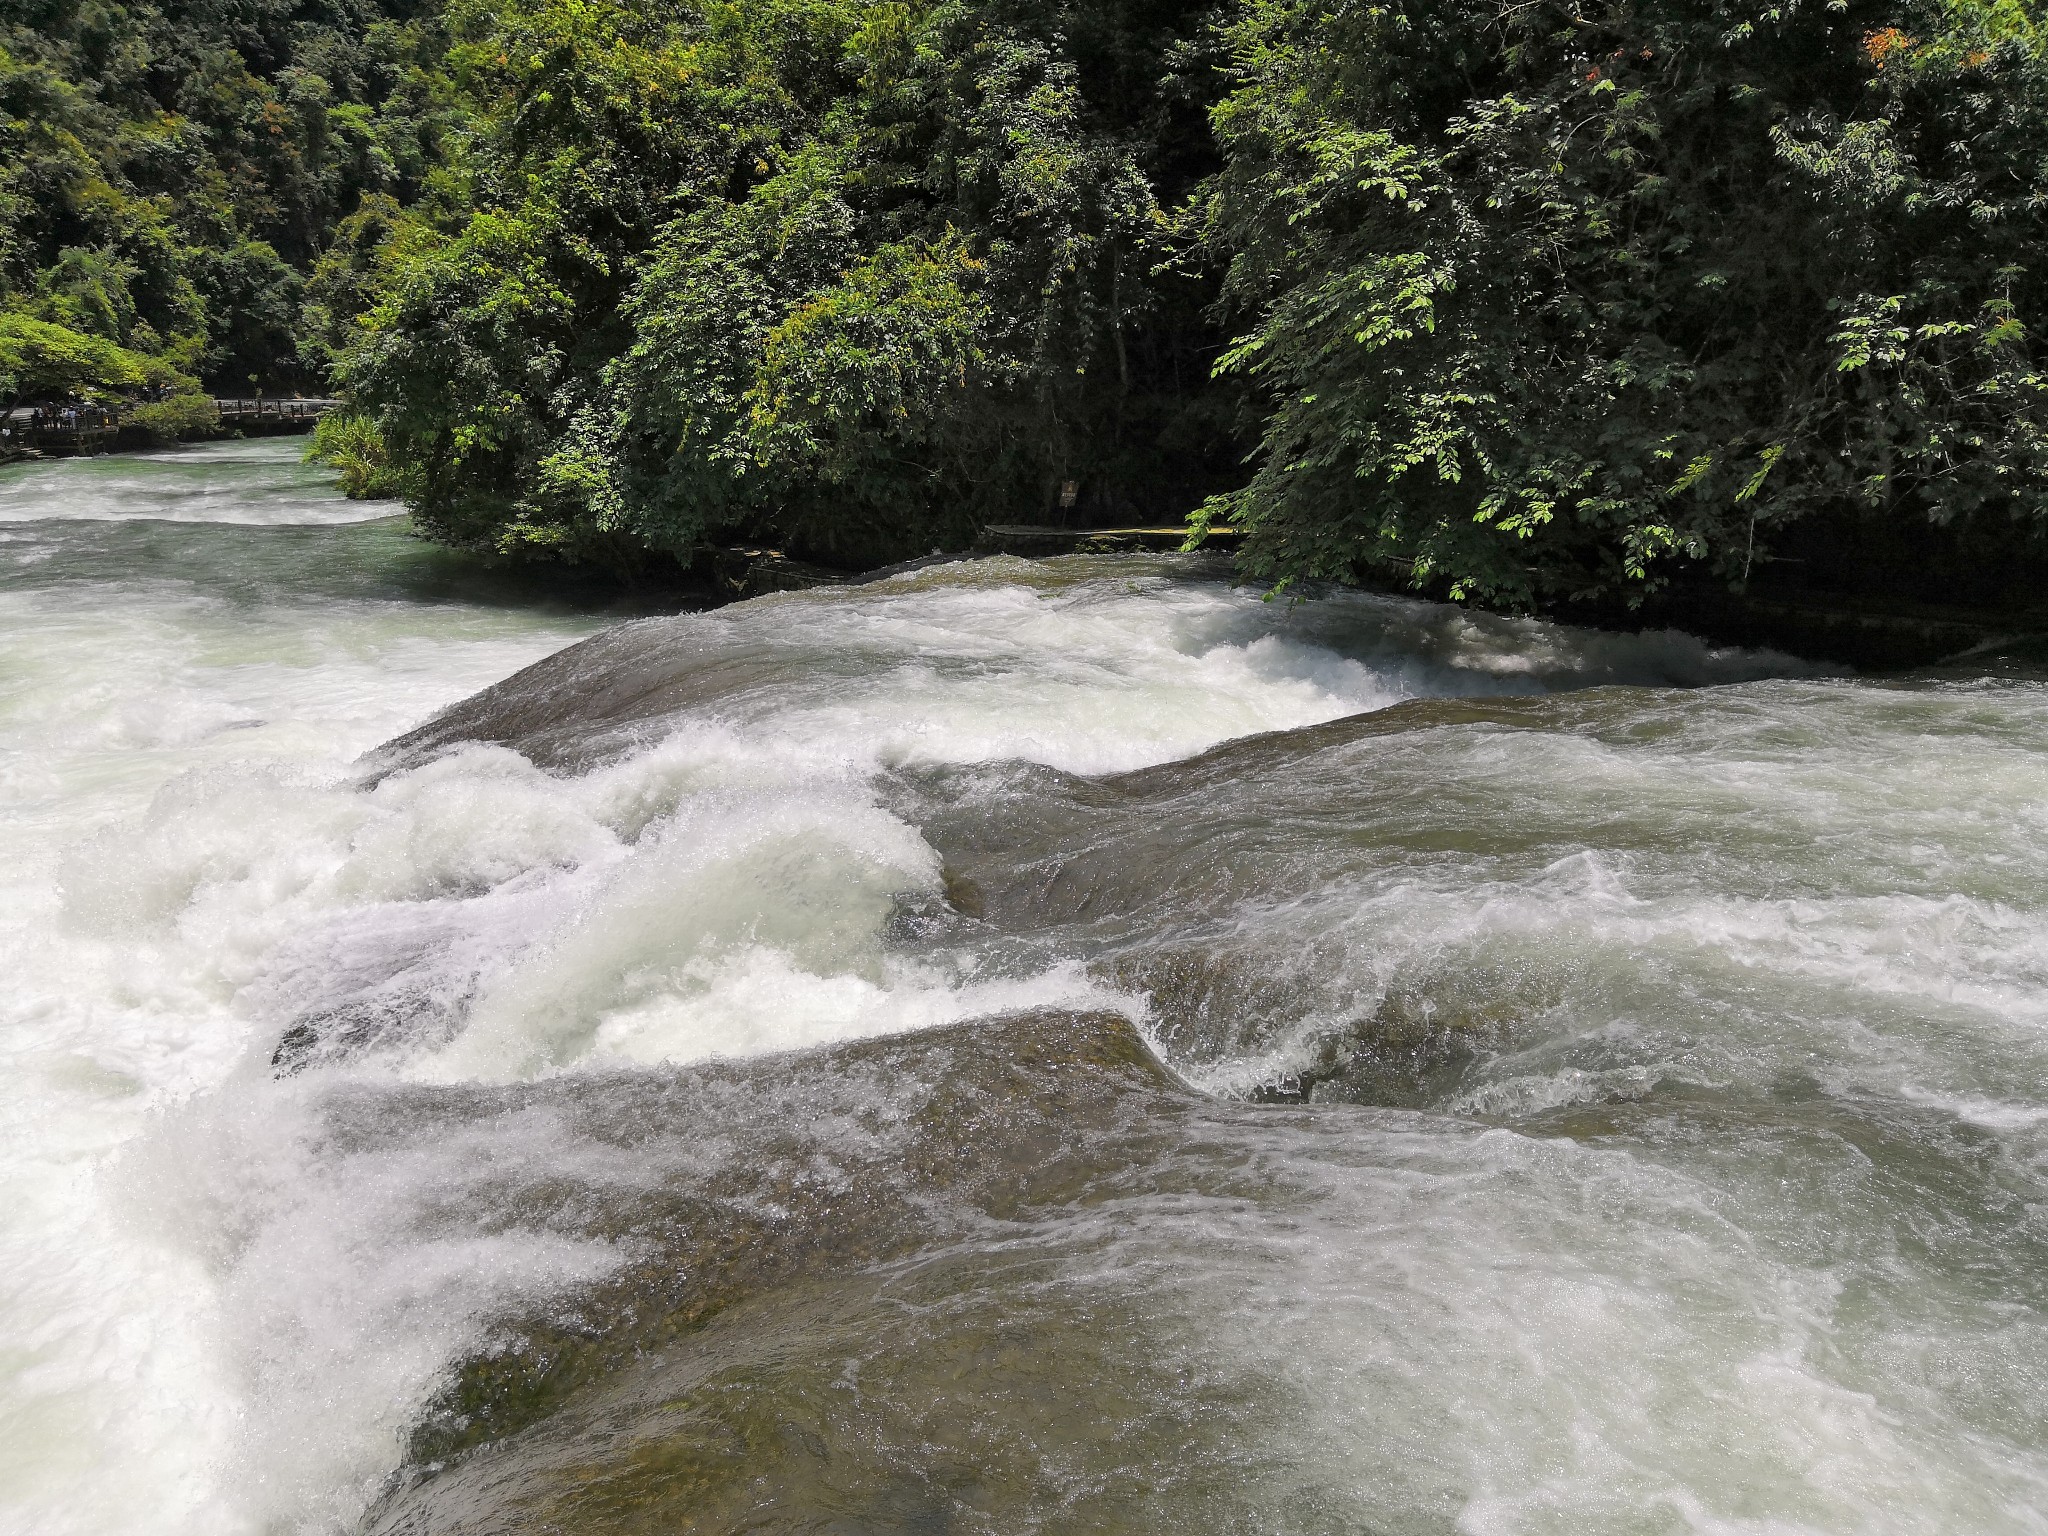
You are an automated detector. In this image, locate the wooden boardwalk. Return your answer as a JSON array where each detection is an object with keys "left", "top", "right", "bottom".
[
  {"left": 210, "top": 397, "right": 338, "bottom": 430},
  {"left": 2, "top": 397, "right": 339, "bottom": 456}
]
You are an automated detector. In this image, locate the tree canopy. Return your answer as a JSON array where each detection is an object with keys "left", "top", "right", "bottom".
[
  {"left": 334, "top": 0, "right": 1234, "bottom": 570},
  {"left": 1198, "top": 0, "right": 2048, "bottom": 604},
  {"left": 1, "top": 0, "right": 459, "bottom": 394},
  {"left": 20, "top": 0, "right": 2048, "bottom": 605},
  {"left": 0, "top": 310, "right": 184, "bottom": 407}
]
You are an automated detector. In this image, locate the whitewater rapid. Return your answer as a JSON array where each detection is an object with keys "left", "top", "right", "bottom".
[
  {"left": 0, "top": 445, "right": 608, "bottom": 1531},
  {"left": 6, "top": 440, "right": 2048, "bottom": 1534}
]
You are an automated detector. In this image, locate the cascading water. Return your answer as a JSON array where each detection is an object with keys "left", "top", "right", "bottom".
[{"left": 5, "top": 440, "right": 2047, "bottom": 1534}]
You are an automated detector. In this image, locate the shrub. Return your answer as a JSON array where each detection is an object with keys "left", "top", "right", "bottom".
[
  {"left": 307, "top": 410, "right": 405, "bottom": 499},
  {"left": 125, "top": 392, "right": 221, "bottom": 443}
]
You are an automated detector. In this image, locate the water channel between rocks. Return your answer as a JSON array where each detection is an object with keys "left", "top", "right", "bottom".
[{"left": 4, "top": 440, "right": 2047, "bottom": 1535}]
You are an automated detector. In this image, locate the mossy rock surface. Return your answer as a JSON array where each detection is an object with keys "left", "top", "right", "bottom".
[{"left": 361, "top": 1011, "right": 1341, "bottom": 1535}]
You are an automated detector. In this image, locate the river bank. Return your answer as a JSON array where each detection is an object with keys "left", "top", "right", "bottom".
[
  {"left": 19, "top": 435, "right": 2042, "bottom": 672},
  {"left": 2, "top": 400, "right": 339, "bottom": 465},
  {"left": 724, "top": 522, "right": 2048, "bottom": 673}
]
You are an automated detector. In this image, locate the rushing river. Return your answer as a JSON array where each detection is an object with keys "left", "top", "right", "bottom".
[{"left": 5, "top": 441, "right": 2048, "bottom": 1534}]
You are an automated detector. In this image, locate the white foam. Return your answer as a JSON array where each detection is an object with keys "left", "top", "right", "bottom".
[
  {"left": 0, "top": 439, "right": 397, "bottom": 525},
  {"left": 0, "top": 453, "right": 600, "bottom": 1533},
  {"left": 543, "top": 567, "right": 1819, "bottom": 779},
  {"left": 8, "top": 468, "right": 2044, "bottom": 1536},
  {"left": 585, "top": 950, "right": 1132, "bottom": 1068}
]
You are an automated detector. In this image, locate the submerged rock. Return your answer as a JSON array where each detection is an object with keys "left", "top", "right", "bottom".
[
  {"left": 360, "top": 1009, "right": 1303, "bottom": 1534},
  {"left": 366, "top": 619, "right": 791, "bottom": 775}
]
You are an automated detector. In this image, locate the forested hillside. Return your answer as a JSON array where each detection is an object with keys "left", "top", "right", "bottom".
[
  {"left": 0, "top": 0, "right": 454, "bottom": 406},
  {"left": 14, "top": 0, "right": 2048, "bottom": 607}
]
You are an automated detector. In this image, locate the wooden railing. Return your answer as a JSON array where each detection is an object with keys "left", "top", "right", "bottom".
[
  {"left": 5, "top": 407, "right": 120, "bottom": 448},
  {"left": 2, "top": 397, "right": 341, "bottom": 453},
  {"left": 212, "top": 397, "right": 339, "bottom": 423}
]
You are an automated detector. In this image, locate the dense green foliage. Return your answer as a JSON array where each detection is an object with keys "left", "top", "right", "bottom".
[
  {"left": 1, "top": 0, "right": 458, "bottom": 398},
  {"left": 305, "top": 393, "right": 397, "bottom": 491},
  {"left": 335, "top": 0, "right": 1231, "bottom": 568},
  {"left": 25, "top": 0, "right": 2048, "bottom": 601},
  {"left": 0, "top": 310, "right": 184, "bottom": 406},
  {"left": 1199, "top": 0, "right": 2048, "bottom": 603}
]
